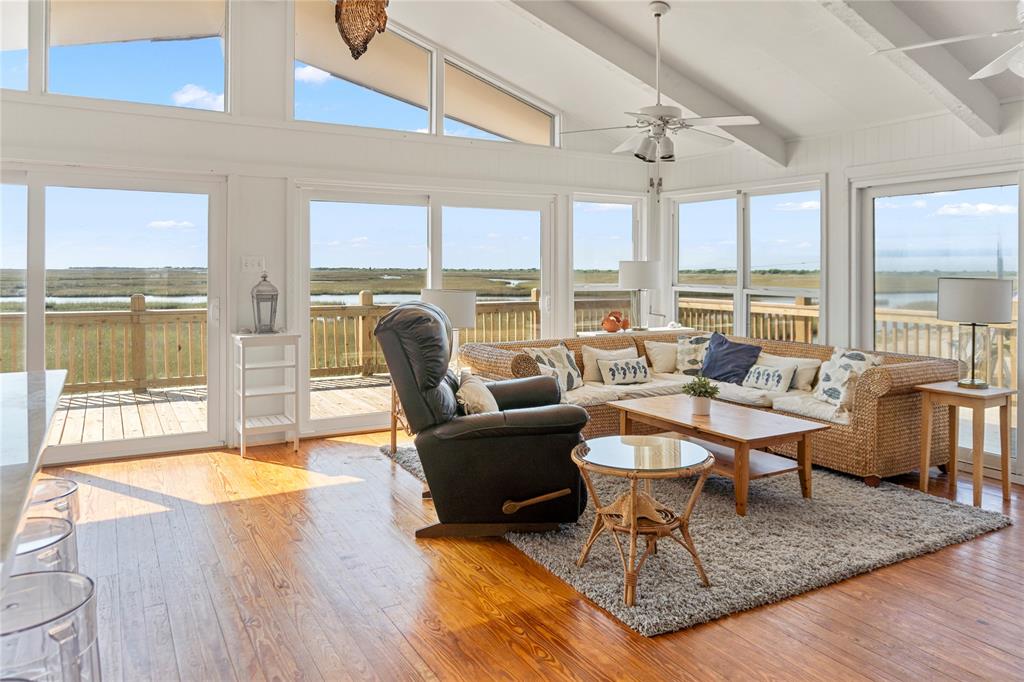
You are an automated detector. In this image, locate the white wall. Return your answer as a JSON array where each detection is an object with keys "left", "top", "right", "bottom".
[{"left": 658, "top": 102, "right": 1024, "bottom": 346}]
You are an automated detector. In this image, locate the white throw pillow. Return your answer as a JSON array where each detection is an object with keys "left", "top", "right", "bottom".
[
  {"left": 581, "top": 345, "right": 638, "bottom": 382},
  {"left": 757, "top": 352, "right": 822, "bottom": 391},
  {"left": 523, "top": 343, "right": 583, "bottom": 392},
  {"left": 455, "top": 374, "right": 499, "bottom": 414},
  {"left": 813, "top": 349, "right": 882, "bottom": 409},
  {"left": 742, "top": 364, "right": 797, "bottom": 392},
  {"left": 644, "top": 340, "right": 679, "bottom": 374},
  {"left": 597, "top": 357, "right": 651, "bottom": 385},
  {"left": 676, "top": 334, "right": 713, "bottom": 375}
]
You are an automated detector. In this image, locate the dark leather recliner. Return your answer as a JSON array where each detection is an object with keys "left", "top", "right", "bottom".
[{"left": 374, "top": 302, "right": 589, "bottom": 537}]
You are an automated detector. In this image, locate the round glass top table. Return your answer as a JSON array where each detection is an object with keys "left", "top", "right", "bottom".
[{"left": 571, "top": 435, "right": 714, "bottom": 606}]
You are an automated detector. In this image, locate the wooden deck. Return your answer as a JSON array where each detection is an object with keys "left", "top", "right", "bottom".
[
  {"left": 47, "top": 377, "right": 393, "bottom": 446},
  {"left": 42, "top": 433, "right": 1023, "bottom": 681}
]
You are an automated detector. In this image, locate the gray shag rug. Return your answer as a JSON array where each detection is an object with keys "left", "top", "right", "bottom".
[{"left": 381, "top": 444, "right": 1011, "bottom": 636}]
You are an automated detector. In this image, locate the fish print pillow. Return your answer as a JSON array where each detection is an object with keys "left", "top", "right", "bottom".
[
  {"left": 522, "top": 343, "right": 583, "bottom": 393},
  {"left": 813, "top": 348, "right": 882, "bottom": 408},
  {"left": 675, "top": 334, "right": 713, "bottom": 376},
  {"left": 597, "top": 358, "right": 652, "bottom": 385},
  {"left": 742, "top": 364, "right": 797, "bottom": 392}
]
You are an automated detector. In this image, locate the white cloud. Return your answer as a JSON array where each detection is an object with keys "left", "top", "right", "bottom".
[
  {"left": 295, "top": 64, "right": 332, "bottom": 85},
  {"left": 795, "top": 241, "right": 813, "bottom": 249},
  {"left": 936, "top": 202, "right": 1017, "bottom": 216},
  {"left": 877, "top": 199, "right": 929, "bottom": 210},
  {"left": 413, "top": 128, "right": 430, "bottom": 134},
  {"left": 350, "top": 237, "right": 369, "bottom": 246},
  {"left": 147, "top": 219, "right": 195, "bottom": 230},
  {"left": 171, "top": 84, "right": 224, "bottom": 111},
  {"left": 583, "top": 203, "right": 632, "bottom": 213},
  {"left": 911, "top": 199, "right": 927, "bottom": 209},
  {"left": 774, "top": 200, "right": 820, "bottom": 212}
]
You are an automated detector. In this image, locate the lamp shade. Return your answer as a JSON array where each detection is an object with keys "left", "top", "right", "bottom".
[
  {"left": 618, "top": 261, "right": 661, "bottom": 290},
  {"left": 937, "top": 277, "right": 1013, "bottom": 324},
  {"left": 420, "top": 289, "right": 477, "bottom": 329}
]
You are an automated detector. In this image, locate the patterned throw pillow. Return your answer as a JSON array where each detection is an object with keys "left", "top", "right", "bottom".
[
  {"left": 523, "top": 343, "right": 583, "bottom": 392},
  {"left": 813, "top": 349, "right": 882, "bottom": 408},
  {"left": 742, "top": 364, "right": 797, "bottom": 392},
  {"left": 676, "top": 334, "right": 713, "bottom": 375},
  {"left": 597, "top": 357, "right": 651, "bottom": 385}
]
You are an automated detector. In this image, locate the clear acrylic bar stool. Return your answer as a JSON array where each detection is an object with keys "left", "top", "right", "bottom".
[
  {"left": 29, "top": 479, "right": 80, "bottom": 523},
  {"left": 0, "top": 572, "right": 101, "bottom": 681},
  {"left": 11, "top": 518, "right": 79, "bottom": 575}
]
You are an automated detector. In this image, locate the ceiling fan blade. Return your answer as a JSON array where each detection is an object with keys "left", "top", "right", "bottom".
[
  {"left": 625, "top": 111, "right": 657, "bottom": 121},
  {"left": 871, "top": 27, "right": 1022, "bottom": 55},
  {"left": 682, "top": 115, "right": 760, "bottom": 127},
  {"left": 970, "top": 42, "right": 1024, "bottom": 79},
  {"left": 612, "top": 132, "right": 649, "bottom": 154},
  {"left": 680, "top": 127, "right": 734, "bottom": 148},
  {"left": 561, "top": 125, "right": 640, "bottom": 135}
]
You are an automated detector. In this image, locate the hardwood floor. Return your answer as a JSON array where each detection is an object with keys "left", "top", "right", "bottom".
[{"left": 45, "top": 435, "right": 1022, "bottom": 681}]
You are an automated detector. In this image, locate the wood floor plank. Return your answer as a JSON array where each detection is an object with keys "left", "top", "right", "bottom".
[{"left": 44, "top": 435, "right": 1023, "bottom": 682}]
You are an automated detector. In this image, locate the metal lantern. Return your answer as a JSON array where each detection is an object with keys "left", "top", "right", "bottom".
[{"left": 251, "top": 272, "right": 279, "bottom": 334}]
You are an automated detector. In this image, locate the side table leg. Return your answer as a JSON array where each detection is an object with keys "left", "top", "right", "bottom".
[
  {"left": 576, "top": 513, "right": 604, "bottom": 567},
  {"left": 972, "top": 406, "right": 984, "bottom": 507},
  {"left": 734, "top": 443, "right": 750, "bottom": 516},
  {"left": 1000, "top": 398, "right": 1010, "bottom": 501},
  {"left": 948, "top": 405, "right": 958, "bottom": 499},
  {"left": 674, "top": 469, "right": 710, "bottom": 587},
  {"left": 919, "top": 392, "right": 932, "bottom": 492}
]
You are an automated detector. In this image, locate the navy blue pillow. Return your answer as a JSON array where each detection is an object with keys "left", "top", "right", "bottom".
[{"left": 700, "top": 333, "right": 762, "bottom": 384}]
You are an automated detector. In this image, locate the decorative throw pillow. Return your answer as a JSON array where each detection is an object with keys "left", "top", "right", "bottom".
[
  {"left": 700, "top": 333, "right": 763, "bottom": 384},
  {"left": 522, "top": 343, "right": 583, "bottom": 393},
  {"left": 757, "top": 352, "right": 822, "bottom": 391},
  {"left": 644, "top": 340, "right": 679, "bottom": 373},
  {"left": 597, "top": 357, "right": 651, "bottom": 385},
  {"left": 742, "top": 364, "right": 797, "bottom": 392},
  {"left": 813, "top": 349, "right": 882, "bottom": 409},
  {"left": 455, "top": 374, "right": 499, "bottom": 414},
  {"left": 676, "top": 334, "right": 713, "bottom": 375},
  {"left": 581, "top": 345, "right": 638, "bottom": 382}
]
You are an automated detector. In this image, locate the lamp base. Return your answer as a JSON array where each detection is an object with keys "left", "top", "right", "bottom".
[{"left": 957, "top": 378, "right": 989, "bottom": 390}]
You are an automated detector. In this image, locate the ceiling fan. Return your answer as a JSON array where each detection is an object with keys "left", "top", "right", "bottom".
[
  {"left": 561, "top": 1, "right": 760, "bottom": 162},
  {"left": 871, "top": 0, "right": 1024, "bottom": 80}
]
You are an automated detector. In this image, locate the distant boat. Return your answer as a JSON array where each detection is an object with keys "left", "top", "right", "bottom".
[
  {"left": 380, "top": 275, "right": 402, "bottom": 280},
  {"left": 489, "top": 278, "right": 523, "bottom": 287}
]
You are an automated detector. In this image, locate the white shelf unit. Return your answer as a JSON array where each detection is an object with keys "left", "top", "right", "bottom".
[{"left": 233, "top": 333, "right": 300, "bottom": 458}]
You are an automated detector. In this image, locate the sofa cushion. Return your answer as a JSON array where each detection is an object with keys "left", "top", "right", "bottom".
[
  {"left": 644, "top": 340, "right": 679, "bottom": 373},
  {"left": 814, "top": 348, "right": 884, "bottom": 409},
  {"left": 612, "top": 376, "right": 689, "bottom": 400},
  {"left": 597, "top": 357, "right": 651, "bottom": 385},
  {"left": 676, "top": 334, "right": 713, "bottom": 375},
  {"left": 561, "top": 382, "right": 621, "bottom": 407},
  {"left": 758, "top": 352, "right": 822, "bottom": 391},
  {"left": 523, "top": 343, "right": 583, "bottom": 393},
  {"left": 772, "top": 393, "right": 850, "bottom": 425},
  {"left": 700, "top": 333, "right": 762, "bottom": 384},
  {"left": 742, "top": 363, "right": 797, "bottom": 392},
  {"left": 455, "top": 373, "right": 499, "bottom": 415},
  {"left": 581, "top": 345, "right": 638, "bottom": 382},
  {"left": 714, "top": 381, "right": 792, "bottom": 407}
]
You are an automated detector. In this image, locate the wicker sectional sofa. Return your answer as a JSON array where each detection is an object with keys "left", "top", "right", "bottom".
[{"left": 459, "top": 331, "right": 959, "bottom": 484}]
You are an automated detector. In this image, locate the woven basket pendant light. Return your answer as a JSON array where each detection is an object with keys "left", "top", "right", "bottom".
[{"left": 335, "top": 0, "right": 389, "bottom": 59}]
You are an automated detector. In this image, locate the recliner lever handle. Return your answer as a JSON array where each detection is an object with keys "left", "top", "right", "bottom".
[{"left": 502, "top": 488, "right": 571, "bottom": 514}]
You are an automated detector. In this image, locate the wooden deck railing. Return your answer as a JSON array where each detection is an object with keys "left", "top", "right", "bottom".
[{"left": 0, "top": 292, "right": 1015, "bottom": 396}]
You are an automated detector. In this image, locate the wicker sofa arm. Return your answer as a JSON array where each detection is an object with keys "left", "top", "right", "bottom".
[
  {"left": 459, "top": 343, "right": 539, "bottom": 379},
  {"left": 855, "top": 359, "right": 959, "bottom": 403}
]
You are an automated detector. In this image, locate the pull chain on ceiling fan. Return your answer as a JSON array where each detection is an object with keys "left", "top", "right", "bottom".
[{"left": 561, "top": 2, "right": 760, "bottom": 162}]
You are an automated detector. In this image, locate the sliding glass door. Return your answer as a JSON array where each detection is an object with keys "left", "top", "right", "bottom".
[{"left": 863, "top": 173, "right": 1020, "bottom": 474}]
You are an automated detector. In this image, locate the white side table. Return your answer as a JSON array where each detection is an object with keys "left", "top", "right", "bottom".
[{"left": 233, "top": 333, "right": 300, "bottom": 458}]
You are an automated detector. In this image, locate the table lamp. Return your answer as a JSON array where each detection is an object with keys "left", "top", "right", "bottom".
[
  {"left": 937, "top": 277, "right": 1013, "bottom": 389},
  {"left": 618, "top": 261, "right": 661, "bottom": 330},
  {"left": 420, "top": 289, "right": 477, "bottom": 367}
]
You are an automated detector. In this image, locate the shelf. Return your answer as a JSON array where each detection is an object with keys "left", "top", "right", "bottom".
[
  {"left": 236, "top": 414, "right": 296, "bottom": 434},
  {"left": 238, "top": 384, "right": 295, "bottom": 398},
  {"left": 237, "top": 359, "right": 296, "bottom": 370}
]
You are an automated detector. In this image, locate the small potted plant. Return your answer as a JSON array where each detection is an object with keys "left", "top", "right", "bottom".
[{"left": 680, "top": 375, "right": 719, "bottom": 416}]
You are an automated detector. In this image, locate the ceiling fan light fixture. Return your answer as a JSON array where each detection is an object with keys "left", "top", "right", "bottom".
[
  {"left": 658, "top": 136, "right": 675, "bottom": 161},
  {"left": 635, "top": 137, "right": 659, "bottom": 162}
]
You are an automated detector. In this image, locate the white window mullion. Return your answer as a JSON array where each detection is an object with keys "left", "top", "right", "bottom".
[
  {"left": 735, "top": 191, "right": 748, "bottom": 337},
  {"left": 28, "top": 0, "right": 46, "bottom": 95},
  {"left": 427, "top": 196, "right": 442, "bottom": 288},
  {"left": 25, "top": 176, "right": 45, "bottom": 372}
]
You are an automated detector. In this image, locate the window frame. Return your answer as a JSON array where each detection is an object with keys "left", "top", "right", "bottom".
[
  {"left": 38, "top": 0, "right": 232, "bottom": 114},
  {"left": 668, "top": 179, "right": 825, "bottom": 340}
]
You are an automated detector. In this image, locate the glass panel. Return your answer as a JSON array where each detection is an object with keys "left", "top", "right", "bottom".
[
  {"left": 677, "top": 198, "right": 736, "bottom": 286},
  {"left": 574, "top": 290, "right": 631, "bottom": 334},
  {"left": 1, "top": 184, "right": 27, "bottom": 372},
  {"left": 444, "top": 61, "right": 552, "bottom": 145},
  {"left": 294, "top": 1, "right": 430, "bottom": 132},
  {"left": 1, "top": 0, "right": 28, "bottom": 90},
  {"left": 308, "top": 201, "right": 427, "bottom": 419},
  {"left": 48, "top": 0, "right": 226, "bottom": 110},
  {"left": 44, "top": 187, "right": 209, "bottom": 445},
  {"left": 748, "top": 294, "right": 820, "bottom": 343},
  {"left": 573, "top": 201, "right": 632, "bottom": 286},
  {"left": 749, "top": 190, "right": 821, "bottom": 289},
  {"left": 442, "top": 206, "right": 541, "bottom": 342},
  {"left": 677, "top": 291, "right": 734, "bottom": 335},
  {"left": 873, "top": 183, "right": 1018, "bottom": 457}
]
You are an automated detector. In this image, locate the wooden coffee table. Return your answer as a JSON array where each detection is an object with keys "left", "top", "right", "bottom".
[{"left": 611, "top": 395, "right": 830, "bottom": 516}]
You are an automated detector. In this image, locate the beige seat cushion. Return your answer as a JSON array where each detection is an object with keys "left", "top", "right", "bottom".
[
  {"left": 612, "top": 377, "right": 688, "bottom": 400},
  {"left": 713, "top": 381, "right": 792, "bottom": 408},
  {"left": 581, "top": 345, "right": 638, "bottom": 382},
  {"left": 562, "top": 383, "right": 621, "bottom": 407},
  {"left": 772, "top": 393, "right": 850, "bottom": 425}
]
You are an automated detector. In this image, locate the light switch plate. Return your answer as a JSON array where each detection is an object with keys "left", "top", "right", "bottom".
[{"left": 241, "top": 255, "right": 266, "bottom": 272}]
